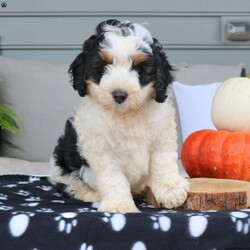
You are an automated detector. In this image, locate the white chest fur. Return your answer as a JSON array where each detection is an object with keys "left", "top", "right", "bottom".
[{"left": 73, "top": 96, "right": 175, "bottom": 191}]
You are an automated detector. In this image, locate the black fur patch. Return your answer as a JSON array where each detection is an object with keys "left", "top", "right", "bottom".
[
  {"left": 53, "top": 118, "right": 89, "bottom": 175},
  {"left": 55, "top": 183, "right": 72, "bottom": 198},
  {"left": 132, "top": 55, "right": 157, "bottom": 86},
  {"left": 68, "top": 34, "right": 105, "bottom": 96}
]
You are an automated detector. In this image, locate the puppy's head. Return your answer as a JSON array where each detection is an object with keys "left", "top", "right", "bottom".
[{"left": 69, "top": 19, "right": 173, "bottom": 112}]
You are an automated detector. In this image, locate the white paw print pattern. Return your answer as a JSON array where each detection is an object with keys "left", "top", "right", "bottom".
[
  {"left": 21, "top": 202, "right": 39, "bottom": 208},
  {"left": 77, "top": 207, "right": 96, "bottom": 213},
  {"left": 158, "top": 209, "right": 178, "bottom": 214},
  {"left": 36, "top": 207, "right": 54, "bottom": 213},
  {"left": 150, "top": 215, "right": 171, "bottom": 232},
  {"left": 18, "top": 181, "right": 29, "bottom": 185},
  {"left": 20, "top": 196, "right": 42, "bottom": 207},
  {"left": 12, "top": 211, "right": 35, "bottom": 217},
  {"left": 36, "top": 185, "right": 53, "bottom": 192},
  {"left": 3, "top": 184, "right": 17, "bottom": 188},
  {"left": 53, "top": 192, "right": 63, "bottom": 197},
  {"left": 231, "top": 211, "right": 250, "bottom": 234},
  {"left": 51, "top": 200, "right": 65, "bottom": 204},
  {"left": 55, "top": 212, "right": 78, "bottom": 234},
  {"left": 80, "top": 242, "right": 93, "bottom": 250},
  {"left": 26, "top": 196, "right": 42, "bottom": 202},
  {"left": 102, "top": 213, "right": 126, "bottom": 232},
  {"left": 9, "top": 212, "right": 35, "bottom": 237},
  {"left": 15, "top": 190, "right": 31, "bottom": 197},
  {"left": 187, "top": 212, "right": 209, "bottom": 238},
  {"left": 131, "top": 241, "right": 147, "bottom": 250},
  {"left": 0, "top": 205, "right": 13, "bottom": 211},
  {"left": 0, "top": 193, "right": 8, "bottom": 200}
]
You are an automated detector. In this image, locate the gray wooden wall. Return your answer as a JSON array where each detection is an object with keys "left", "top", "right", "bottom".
[{"left": 0, "top": 0, "right": 250, "bottom": 72}]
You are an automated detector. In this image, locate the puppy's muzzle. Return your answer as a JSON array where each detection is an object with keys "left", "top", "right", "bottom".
[{"left": 112, "top": 89, "right": 128, "bottom": 104}]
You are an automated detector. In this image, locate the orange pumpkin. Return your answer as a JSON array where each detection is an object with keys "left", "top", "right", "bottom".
[{"left": 181, "top": 129, "right": 250, "bottom": 181}]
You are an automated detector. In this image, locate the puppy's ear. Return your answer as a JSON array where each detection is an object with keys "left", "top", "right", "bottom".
[
  {"left": 151, "top": 38, "right": 174, "bottom": 103},
  {"left": 69, "top": 52, "right": 87, "bottom": 97},
  {"left": 69, "top": 35, "right": 99, "bottom": 97}
]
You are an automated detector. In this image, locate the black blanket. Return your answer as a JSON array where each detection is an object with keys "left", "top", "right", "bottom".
[{"left": 0, "top": 175, "right": 250, "bottom": 250}]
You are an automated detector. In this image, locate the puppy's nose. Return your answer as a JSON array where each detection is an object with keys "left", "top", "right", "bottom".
[{"left": 112, "top": 90, "right": 128, "bottom": 104}]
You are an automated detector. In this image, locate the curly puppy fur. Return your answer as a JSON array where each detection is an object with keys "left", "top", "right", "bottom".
[{"left": 48, "top": 19, "right": 189, "bottom": 212}]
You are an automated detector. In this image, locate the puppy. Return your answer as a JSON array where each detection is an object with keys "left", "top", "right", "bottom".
[{"left": 49, "top": 19, "right": 189, "bottom": 212}]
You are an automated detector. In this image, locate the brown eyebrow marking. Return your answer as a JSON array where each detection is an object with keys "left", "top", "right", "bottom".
[
  {"left": 132, "top": 53, "right": 148, "bottom": 66},
  {"left": 99, "top": 50, "right": 114, "bottom": 64}
]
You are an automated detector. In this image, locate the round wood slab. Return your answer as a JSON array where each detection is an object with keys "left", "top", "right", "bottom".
[{"left": 146, "top": 178, "right": 250, "bottom": 210}]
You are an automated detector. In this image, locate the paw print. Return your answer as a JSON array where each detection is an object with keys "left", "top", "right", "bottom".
[
  {"left": 231, "top": 211, "right": 250, "bottom": 234},
  {"left": 55, "top": 212, "right": 78, "bottom": 234},
  {"left": 80, "top": 242, "right": 93, "bottom": 250},
  {"left": 12, "top": 211, "right": 35, "bottom": 217},
  {"left": 15, "top": 190, "right": 31, "bottom": 197},
  {"left": 36, "top": 185, "right": 52, "bottom": 191},
  {"left": 0, "top": 193, "right": 8, "bottom": 200},
  {"left": 9, "top": 212, "right": 34, "bottom": 237},
  {"left": 25, "top": 196, "right": 42, "bottom": 202},
  {"left": 18, "top": 181, "right": 29, "bottom": 185},
  {"left": 21, "top": 195, "right": 42, "bottom": 207},
  {"left": 36, "top": 208, "right": 54, "bottom": 213},
  {"left": 53, "top": 192, "right": 63, "bottom": 197},
  {"left": 3, "top": 184, "right": 17, "bottom": 188},
  {"left": 186, "top": 212, "right": 209, "bottom": 238},
  {"left": 21, "top": 202, "right": 39, "bottom": 208},
  {"left": 51, "top": 199, "right": 65, "bottom": 204},
  {"left": 0, "top": 205, "right": 13, "bottom": 211},
  {"left": 158, "top": 209, "right": 178, "bottom": 214},
  {"left": 1, "top": 2, "right": 7, "bottom": 8},
  {"left": 77, "top": 207, "right": 96, "bottom": 213},
  {"left": 102, "top": 213, "right": 126, "bottom": 232},
  {"left": 131, "top": 241, "right": 147, "bottom": 250},
  {"left": 150, "top": 215, "right": 171, "bottom": 232}
]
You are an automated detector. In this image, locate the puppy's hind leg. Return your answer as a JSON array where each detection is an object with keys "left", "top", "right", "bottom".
[
  {"left": 49, "top": 169, "right": 100, "bottom": 202},
  {"left": 62, "top": 176, "right": 100, "bottom": 202},
  {"left": 48, "top": 118, "right": 100, "bottom": 202}
]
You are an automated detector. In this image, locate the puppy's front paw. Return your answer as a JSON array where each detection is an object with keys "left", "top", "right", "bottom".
[
  {"left": 151, "top": 175, "right": 190, "bottom": 209},
  {"left": 98, "top": 199, "right": 140, "bottom": 213}
]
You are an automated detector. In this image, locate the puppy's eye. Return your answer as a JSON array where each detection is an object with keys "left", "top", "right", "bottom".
[
  {"left": 132, "top": 62, "right": 155, "bottom": 75},
  {"left": 131, "top": 64, "right": 139, "bottom": 72},
  {"left": 132, "top": 62, "right": 145, "bottom": 72}
]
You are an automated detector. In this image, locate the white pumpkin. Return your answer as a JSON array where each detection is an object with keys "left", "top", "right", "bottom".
[{"left": 212, "top": 77, "right": 250, "bottom": 132}]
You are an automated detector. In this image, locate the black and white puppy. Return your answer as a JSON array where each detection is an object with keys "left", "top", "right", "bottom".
[{"left": 49, "top": 19, "right": 189, "bottom": 212}]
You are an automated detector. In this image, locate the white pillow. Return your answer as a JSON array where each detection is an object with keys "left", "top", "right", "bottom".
[{"left": 173, "top": 81, "right": 222, "bottom": 142}]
